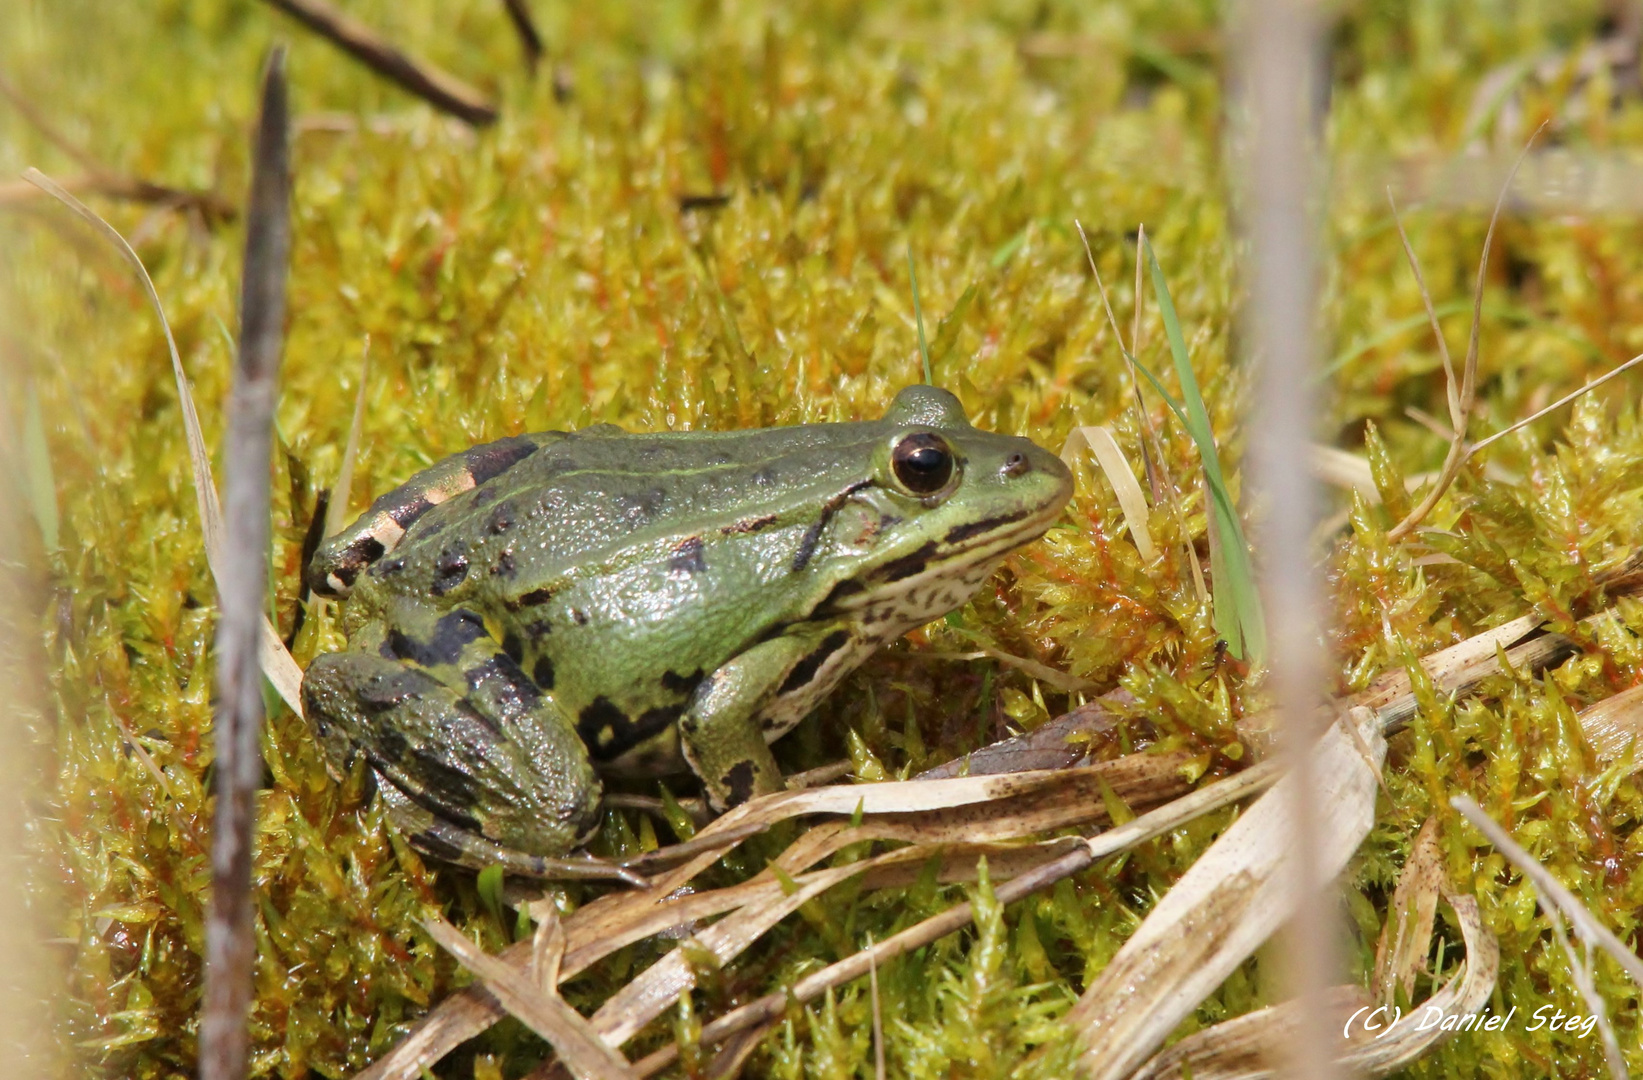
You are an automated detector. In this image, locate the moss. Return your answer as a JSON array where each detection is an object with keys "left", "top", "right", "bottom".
[{"left": 4, "top": 0, "right": 1643, "bottom": 1076}]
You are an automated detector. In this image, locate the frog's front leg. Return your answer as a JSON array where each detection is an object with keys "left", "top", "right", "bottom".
[
  {"left": 302, "top": 601, "right": 625, "bottom": 881},
  {"left": 682, "top": 622, "right": 862, "bottom": 811}
]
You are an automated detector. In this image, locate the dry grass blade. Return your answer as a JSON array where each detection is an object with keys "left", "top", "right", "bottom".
[
  {"left": 1466, "top": 349, "right": 1643, "bottom": 456},
  {"left": 1065, "top": 708, "right": 1385, "bottom": 1080},
  {"left": 19, "top": 168, "right": 308, "bottom": 718},
  {"left": 869, "top": 932, "right": 885, "bottom": 1080},
  {"left": 1062, "top": 425, "right": 1158, "bottom": 561},
  {"left": 1372, "top": 816, "right": 1445, "bottom": 1004},
  {"left": 583, "top": 757, "right": 1193, "bottom": 1052},
  {"left": 1128, "top": 892, "right": 1499, "bottom": 1079},
  {"left": 1545, "top": 904, "right": 1630, "bottom": 1080},
  {"left": 1575, "top": 682, "right": 1643, "bottom": 765},
  {"left": 631, "top": 760, "right": 1283, "bottom": 1078},
  {"left": 1074, "top": 219, "right": 1166, "bottom": 498},
  {"left": 918, "top": 645, "right": 1099, "bottom": 693},
  {"left": 1385, "top": 127, "right": 1541, "bottom": 544},
  {"left": 258, "top": 0, "right": 498, "bottom": 126},
  {"left": 1451, "top": 795, "right": 1643, "bottom": 988},
  {"left": 423, "top": 917, "right": 637, "bottom": 1080},
  {"left": 200, "top": 48, "right": 290, "bottom": 1080},
  {"left": 354, "top": 838, "right": 755, "bottom": 1080},
  {"left": 323, "top": 336, "right": 371, "bottom": 538}
]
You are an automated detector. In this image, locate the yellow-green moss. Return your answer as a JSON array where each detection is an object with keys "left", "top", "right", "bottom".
[{"left": 4, "top": 1, "right": 1643, "bottom": 1077}]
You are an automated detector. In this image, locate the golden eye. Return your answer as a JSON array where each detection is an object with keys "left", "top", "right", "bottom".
[{"left": 891, "top": 433, "right": 955, "bottom": 494}]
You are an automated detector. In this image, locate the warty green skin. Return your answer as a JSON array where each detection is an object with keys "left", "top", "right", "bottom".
[{"left": 301, "top": 386, "right": 1073, "bottom": 878}]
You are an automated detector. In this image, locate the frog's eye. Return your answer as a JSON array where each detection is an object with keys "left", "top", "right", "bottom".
[{"left": 891, "top": 433, "right": 956, "bottom": 495}]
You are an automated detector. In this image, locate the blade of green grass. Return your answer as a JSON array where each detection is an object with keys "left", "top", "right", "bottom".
[{"left": 1143, "top": 237, "right": 1266, "bottom": 663}]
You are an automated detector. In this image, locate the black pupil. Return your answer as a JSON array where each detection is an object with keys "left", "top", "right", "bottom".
[{"left": 894, "top": 435, "right": 953, "bottom": 493}]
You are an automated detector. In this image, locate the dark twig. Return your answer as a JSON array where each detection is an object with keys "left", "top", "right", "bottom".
[
  {"left": 0, "top": 71, "right": 236, "bottom": 223},
  {"left": 199, "top": 48, "right": 291, "bottom": 1080},
  {"left": 258, "top": 0, "right": 498, "bottom": 126},
  {"left": 500, "top": 0, "right": 545, "bottom": 73}
]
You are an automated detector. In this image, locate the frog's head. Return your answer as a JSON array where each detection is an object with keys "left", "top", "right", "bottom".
[{"left": 815, "top": 385, "right": 1073, "bottom": 620}]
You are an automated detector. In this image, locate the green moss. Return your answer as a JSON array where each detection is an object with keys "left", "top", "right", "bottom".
[{"left": 4, "top": 0, "right": 1643, "bottom": 1076}]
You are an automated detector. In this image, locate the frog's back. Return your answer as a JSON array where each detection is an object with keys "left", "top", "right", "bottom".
[{"left": 309, "top": 421, "right": 886, "bottom": 600}]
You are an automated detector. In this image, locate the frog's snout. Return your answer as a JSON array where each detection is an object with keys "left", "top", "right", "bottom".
[{"left": 997, "top": 441, "right": 1075, "bottom": 518}]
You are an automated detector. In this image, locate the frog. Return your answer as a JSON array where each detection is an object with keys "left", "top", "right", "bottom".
[{"left": 301, "top": 385, "right": 1073, "bottom": 881}]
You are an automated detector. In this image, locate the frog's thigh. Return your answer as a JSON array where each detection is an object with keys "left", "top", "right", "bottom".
[
  {"left": 681, "top": 625, "right": 852, "bottom": 811},
  {"left": 303, "top": 647, "right": 601, "bottom": 860}
]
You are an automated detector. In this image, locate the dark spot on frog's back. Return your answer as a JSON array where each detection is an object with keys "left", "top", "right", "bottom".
[
  {"left": 431, "top": 545, "right": 470, "bottom": 596},
  {"left": 355, "top": 665, "right": 443, "bottom": 710},
  {"left": 507, "top": 586, "right": 557, "bottom": 611},
  {"left": 668, "top": 536, "right": 707, "bottom": 577},
  {"left": 533, "top": 655, "right": 556, "bottom": 690},
  {"left": 386, "top": 609, "right": 487, "bottom": 666},
  {"left": 722, "top": 761, "right": 757, "bottom": 806},
  {"left": 501, "top": 630, "right": 524, "bottom": 664},
  {"left": 615, "top": 488, "right": 667, "bottom": 523},
  {"left": 488, "top": 501, "right": 517, "bottom": 535},
  {"left": 779, "top": 630, "right": 851, "bottom": 694},
  {"left": 464, "top": 435, "right": 539, "bottom": 485},
  {"left": 466, "top": 653, "right": 542, "bottom": 714}
]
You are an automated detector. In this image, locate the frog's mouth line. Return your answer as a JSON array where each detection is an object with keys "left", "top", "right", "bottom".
[{"left": 828, "top": 499, "right": 1065, "bottom": 612}]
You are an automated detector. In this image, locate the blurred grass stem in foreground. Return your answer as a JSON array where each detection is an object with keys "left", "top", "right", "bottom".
[{"left": 1232, "top": 1, "right": 1340, "bottom": 1078}]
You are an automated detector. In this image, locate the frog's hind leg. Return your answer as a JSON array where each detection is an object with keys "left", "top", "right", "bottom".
[
  {"left": 308, "top": 432, "right": 553, "bottom": 598},
  {"left": 302, "top": 607, "right": 619, "bottom": 879}
]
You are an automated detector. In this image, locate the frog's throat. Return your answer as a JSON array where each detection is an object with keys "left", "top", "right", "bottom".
[{"left": 826, "top": 501, "right": 1062, "bottom": 615}]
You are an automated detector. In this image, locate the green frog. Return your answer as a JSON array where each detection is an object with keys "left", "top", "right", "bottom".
[{"left": 302, "top": 385, "right": 1072, "bottom": 880}]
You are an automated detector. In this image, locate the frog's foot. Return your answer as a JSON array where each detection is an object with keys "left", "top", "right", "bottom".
[
  {"left": 376, "top": 785, "right": 648, "bottom": 887},
  {"left": 302, "top": 638, "right": 604, "bottom": 866}
]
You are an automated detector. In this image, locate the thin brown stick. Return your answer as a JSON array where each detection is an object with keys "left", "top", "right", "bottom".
[
  {"left": 1385, "top": 127, "right": 1542, "bottom": 544},
  {"left": 501, "top": 0, "right": 545, "bottom": 72},
  {"left": 199, "top": 48, "right": 291, "bottom": 1080},
  {"left": 258, "top": 0, "right": 498, "bottom": 126}
]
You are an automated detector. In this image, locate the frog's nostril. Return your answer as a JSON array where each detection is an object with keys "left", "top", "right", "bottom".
[{"left": 1002, "top": 452, "right": 1029, "bottom": 477}]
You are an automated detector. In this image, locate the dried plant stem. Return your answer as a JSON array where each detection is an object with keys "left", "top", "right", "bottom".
[
  {"left": 1450, "top": 796, "right": 1643, "bottom": 987},
  {"left": 1452, "top": 796, "right": 1637, "bottom": 1080},
  {"left": 0, "top": 73, "right": 236, "bottom": 222},
  {"left": 323, "top": 336, "right": 371, "bottom": 539},
  {"left": 200, "top": 48, "right": 290, "bottom": 1080},
  {"left": 501, "top": 0, "right": 545, "bottom": 72},
  {"left": 1546, "top": 907, "right": 1629, "bottom": 1080},
  {"left": 258, "top": 0, "right": 498, "bottom": 126},
  {"left": 631, "top": 760, "right": 1282, "bottom": 1077},
  {"left": 424, "top": 917, "right": 637, "bottom": 1080},
  {"left": 1075, "top": 219, "right": 1168, "bottom": 498},
  {"left": 1384, "top": 127, "right": 1541, "bottom": 544},
  {"left": 1466, "top": 350, "right": 1643, "bottom": 456}
]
